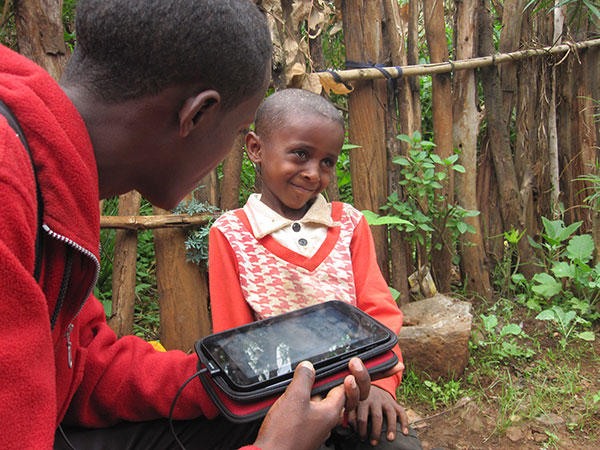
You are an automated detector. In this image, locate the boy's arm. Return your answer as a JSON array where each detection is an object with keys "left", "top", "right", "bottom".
[
  {"left": 208, "top": 226, "right": 255, "bottom": 332},
  {"left": 350, "top": 215, "right": 404, "bottom": 396}
]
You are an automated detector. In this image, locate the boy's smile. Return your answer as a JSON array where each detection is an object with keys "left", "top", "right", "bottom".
[{"left": 246, "top": 113, "right": 345, "bottom": 221}]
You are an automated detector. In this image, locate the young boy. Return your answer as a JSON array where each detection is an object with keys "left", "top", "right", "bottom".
[{"left": 209, "top": 89, "right": 422, "bottom": 449}]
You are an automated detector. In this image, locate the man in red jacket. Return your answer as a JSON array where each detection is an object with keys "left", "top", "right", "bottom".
[{"left": 0, "top": 0, "right": 401, "bottom": 449}]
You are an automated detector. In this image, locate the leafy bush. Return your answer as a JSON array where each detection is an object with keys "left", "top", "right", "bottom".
[{"left": 363, "top": 131, "right": 479, "bottom": 268}]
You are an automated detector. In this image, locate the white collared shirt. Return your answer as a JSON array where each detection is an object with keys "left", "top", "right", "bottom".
[{"left": 243, "top": 193, "right": 341, "bottom": 257}]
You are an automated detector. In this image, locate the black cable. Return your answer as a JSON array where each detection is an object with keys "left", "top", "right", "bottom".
[
  {"left": 169, "top": 368, "right": 207, "bottom": 450},
  {"left": 58, "top": 424, "right": 78, "bottom": 450}
]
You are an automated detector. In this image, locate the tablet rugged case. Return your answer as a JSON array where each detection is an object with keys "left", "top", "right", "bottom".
[{"left": 194, "top": 301, "right": 399, "bottom": 423}]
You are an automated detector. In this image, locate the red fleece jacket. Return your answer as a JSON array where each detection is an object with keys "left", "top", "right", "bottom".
[{"left": 0, "top": 45, "right": 239, "bottom": 449}]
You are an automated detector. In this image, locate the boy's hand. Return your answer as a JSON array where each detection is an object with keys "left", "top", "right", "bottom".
[
  {"left": 346, "top": 385, "right": 409, "bottom": 446},
  {"left": 253, "top": 358, "right": 371, "bottom": 450}
]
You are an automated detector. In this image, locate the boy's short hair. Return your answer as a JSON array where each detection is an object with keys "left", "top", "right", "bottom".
[
  {"left": 255, "top": 88, "right": 344, "bottom": 137},
  {"left": 61, "top": 0, "right": 272, "bottom": 107}
]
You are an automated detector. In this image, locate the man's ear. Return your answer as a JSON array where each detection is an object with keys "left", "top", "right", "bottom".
[
  {"left": 245, "top": 131, "right": 263, "bottom": 164},
  {"left": 178, "top": 90, "right": 221, "bottom": 137}
]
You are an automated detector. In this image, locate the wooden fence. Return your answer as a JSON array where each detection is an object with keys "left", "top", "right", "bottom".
[
  {"left": 102, "top": 34, "right": 600, "bottom": 352},
  {"left": 9, "top": 0, "right": 600, "bottom": 353}
]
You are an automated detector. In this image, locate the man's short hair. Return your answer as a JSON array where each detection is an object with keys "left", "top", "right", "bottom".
[
  {"left": 255, "top": 88, "right": 344, "bottom": 138},
  {"left": 61, "top": 0, "right": 272, "bottom": 107}
]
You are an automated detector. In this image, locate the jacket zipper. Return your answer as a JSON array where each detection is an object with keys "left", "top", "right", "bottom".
[{"left": 43, "top": 224, "right": 100, "bottom": 367}]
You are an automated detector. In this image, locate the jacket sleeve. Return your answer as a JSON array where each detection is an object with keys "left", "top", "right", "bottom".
[
  {"left": 63, "top": 295, "right": 220, "bottom": 427},
  {"left": 350, "top": 214, "right": 404, "bottom": 398},
  {"left": 208, "top": 225, "right": 255, "bottom": 332}
]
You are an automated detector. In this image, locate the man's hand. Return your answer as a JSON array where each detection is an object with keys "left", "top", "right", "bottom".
[
  {"left": 346, "top": 385, "right": 409, "bottom": 446},
  {"left": 253, "top": 358, "right": 372, "bottom": 450}
]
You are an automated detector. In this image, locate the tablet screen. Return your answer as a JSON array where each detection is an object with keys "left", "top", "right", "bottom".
[{"left": 201, "top": 301, "right": 391, "bottom": 389}]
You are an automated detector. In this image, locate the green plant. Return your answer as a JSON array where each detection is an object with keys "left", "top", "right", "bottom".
[
  {"left": 527, "top": 217, "right": 600, "bottom": 319},
  {"left": 173, "top": 193, "right": 221, "bottom": 268},
  {"left": 364, "top": 131, "right": 479, "bottom": 270},
  {"left": 493, "top": 228, "right": 528, "bottom": 298},
  {"left": 398, "top": 368, "right": 464, "bottom": 411},
  {"left": 536, "top": 306, "right": 595, "bottom": 349},
  {"left": 473, "top": 313, "right": 535, "bottom": 362}
]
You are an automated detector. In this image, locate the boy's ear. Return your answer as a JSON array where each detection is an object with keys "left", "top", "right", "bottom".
[
  {"left": 178, "top": 90, "right": 221, "bottom": 137},
  {"left": 245, "top": 131, "right": 263, "bottom": 164}
]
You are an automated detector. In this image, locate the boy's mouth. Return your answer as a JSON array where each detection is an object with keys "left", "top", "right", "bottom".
[{"left": 291, "top": 183, "right": 318, "bottom": 194}]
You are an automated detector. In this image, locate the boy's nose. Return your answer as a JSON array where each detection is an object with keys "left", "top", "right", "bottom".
[{"left": 302, "top": 163, "right": 320, "bottom": 181}]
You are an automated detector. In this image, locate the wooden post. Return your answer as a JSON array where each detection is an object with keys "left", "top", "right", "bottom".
[
  {"left": 220, "top": 134, "right": 245, "bottom": 211},
  {"left": 13, "top": 0, "right": 69, "bottom": 80},
  {"left": 342, "top": 0, "right": 390, "bottom": 280},
  {"left": 108, "top": 191, "right": 141, "bottom": 337},
  {"left": 453, "top": 0, "right": 493, "bottom": 300},
  {"left": 423, "top": 0, "right": 454, "bottom": 292},
  {"left": 383, "top": 0, "right": 412, "bottom": 304},
  {"left": 153, "top": 173, "right": 217, "bottom": 351},
  {"left": 478, "top": 0, "right": 538, "bottom": 279}
]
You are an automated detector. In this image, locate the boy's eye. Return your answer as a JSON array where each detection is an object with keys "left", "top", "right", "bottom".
[
  {"left": 293, "top": 150, "right": 308, "bottom": 160},
  {"left": 322, "top": 159, "right": 335, "bottom": 168}
]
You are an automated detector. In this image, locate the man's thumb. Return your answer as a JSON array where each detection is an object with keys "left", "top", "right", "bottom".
[{"left": 286, "top": 361, "right": 316, "bottom": 398}]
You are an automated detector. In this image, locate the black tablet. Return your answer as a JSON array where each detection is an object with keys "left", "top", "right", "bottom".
[{"left": 195, "top": 301, "right": 398, "bottom": 396}]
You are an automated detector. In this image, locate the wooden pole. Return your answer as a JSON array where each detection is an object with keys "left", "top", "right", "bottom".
[
  {"left": 108, "top": 191, "right": 141, "bottom": 337},
  {"left": 13, "top": 0, "right": 69, "bottom": 80},
  {"left": 383, "top": 0, "right": 412, "bottom": 304},
  {"left": 342, "top": 0, "right": 390, "bottom": 280},
  {"left": 315, "top": 38, "right": 600, "bottom": 83},
  {"left": 423, "top": 0, "right": 454, "bottom": 292},
  {"left": 453, "top": 0, "right": 493, "bottom": 299},
  {"left": 152, "top": 174, "right": 216, "bottom": 351},
  {"left": 100, "top": 214, "right": 212, "bottom": 230},
  {"left": 220, "top": 134, "right": 244, "bottom": 211},
  {"left": 478, "top": 0, "right": 538, "bottom": 279}
]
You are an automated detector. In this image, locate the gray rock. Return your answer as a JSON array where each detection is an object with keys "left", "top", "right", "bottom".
[{"left": 398, "top": 294, "right": 472, "bottom": 379}]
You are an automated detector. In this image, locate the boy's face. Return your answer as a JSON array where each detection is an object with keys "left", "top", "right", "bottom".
[{"left": 247, "top": 113, "right": 344, "bottom": 220}]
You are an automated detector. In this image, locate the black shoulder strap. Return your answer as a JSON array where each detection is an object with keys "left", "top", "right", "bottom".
[{"left": 0, "top": 99, "right": 44, "bottom": 281}]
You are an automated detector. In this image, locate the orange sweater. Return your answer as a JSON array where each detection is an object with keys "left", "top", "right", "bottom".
[{"left": 209, "top": 201, "right": 403, "bottom": 397}]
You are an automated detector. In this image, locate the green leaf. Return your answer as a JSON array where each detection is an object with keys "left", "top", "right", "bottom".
[
  {"left": 482, "top": 314, "right": 498, "bottom": 332},
  {"left": 397, "top": 134, "right": 413, "bottom": 144},
  {"left": 527, "top": 235, "right": 543, "bottom": 249},
  {"left": 430, "top": 154, "right": 443, "bottom": 164},
  {"left": 511, "top": 273, "right": 526, "bottom": 284},
  {"left": 500, "top": 323, "right": 522, "bottom": 337},
  {"left": 457, "top": 221, "right": 468, "bottom": 234},
  {"left": 453, "top": 164, "right": 466, "bottom": 173},
  {"left": 100, "top": 300, "right": 112, "bottom": 318},
  {"left": 566, "top": 234, "right": 594, "bottom": 263},
  {"left": 341, "top": 143, "right": 362, "bottom": 150},
  {"left": 392, "top": 156, "right": 411, "bottom": 166},
  {"left": 423, "top": 168, "right": 435, "bottom": 179},
  {"left": 552, "top": 261, "right": 575, "bottom": 278},
  {"left": 536, "top": 309, "right": 557, "bottom": 321},
  {"left": 531, "top": 272, "right": 562, "bottom": 298},
  {"left": 445, "top": 154, "right": 459, "bottom": 164},
  {"left": 558, "top": 221, "right": 583, "bottom": 242},
  {"left": 576, "top": 331, "right": 595, "bottom": 341}
]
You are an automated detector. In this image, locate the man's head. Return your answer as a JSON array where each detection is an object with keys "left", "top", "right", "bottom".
[
  {"left": 61, "top": 0, "right": 271, "bottom": 108},
  {"left": 246, "top": 89, "right": 345, "bottom": 220},
  {"left": 61, "top": 0, "right": 272, "bottom": 209}
]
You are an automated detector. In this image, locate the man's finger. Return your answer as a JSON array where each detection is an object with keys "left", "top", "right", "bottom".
[
  {"left": 285, "top": 361, "right": 315, "bottom": 401},
  {"left": 348, "top": 358, "right": 370, "bottom": 401}
]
